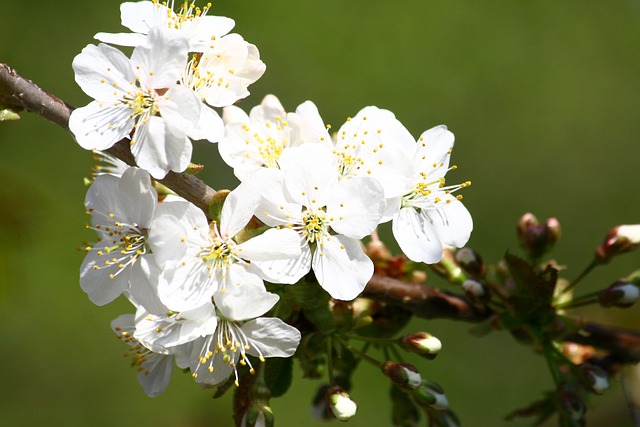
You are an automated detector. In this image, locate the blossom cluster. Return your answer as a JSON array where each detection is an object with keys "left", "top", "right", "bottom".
[{"left": 75, "top": 1, "right": 473, "bottom": 397}]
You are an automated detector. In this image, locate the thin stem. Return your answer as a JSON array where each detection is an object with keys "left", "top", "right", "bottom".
[
  {"left": 562, "top": 258, "right": 599, "bottom": 296},
  {"left": 554, "top": 290, "right": 601, "bottom": 310},
  {"left": 336, "top": 336, "right": 382, "bottom": 369},
  {"left": 542, "top": 340, "right": 562, "bottom": 387},
  {"left": 327, "top": 336, "right": 335, "bottom": 386}
]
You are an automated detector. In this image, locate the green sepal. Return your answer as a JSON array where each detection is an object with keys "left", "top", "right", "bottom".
[
  {"left": 263, "top": 357, "right": 293, "bottom": 398},
  {"left": 184, "top": 162, "right": 205, "bottom": 174},
  {"left": 208, "top": 189, "right": 230, "bottom": 224}
]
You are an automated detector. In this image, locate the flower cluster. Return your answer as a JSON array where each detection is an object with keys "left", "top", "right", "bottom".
[{"left": 76, "top": 1, "right": 473, "bottom": 398}]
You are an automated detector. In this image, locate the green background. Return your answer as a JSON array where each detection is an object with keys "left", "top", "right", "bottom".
[{"left": 1, "top": 1, "right": 640, "bottom": 426}]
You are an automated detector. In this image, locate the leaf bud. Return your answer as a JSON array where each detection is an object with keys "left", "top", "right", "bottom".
[
  {"left": 454, "top": 247, "right": 485, "bottom": 278},
  {"left": 398, "top": 332, "right": 442, "bottom": 360},
  {"left": 578, "top": 363, "right": 610, "bottom": 395},
  {"left": 326, "top": 386, "right": 357, "bottom": 422},
  {"left": 595, "top": 224, "right": 640, "bottom": 263},
  {"left": 381, "top": 361, "right": 423, "bottom": 390},
  {"left": 599, "top": 281, "right": 639, "bottom": 308}
]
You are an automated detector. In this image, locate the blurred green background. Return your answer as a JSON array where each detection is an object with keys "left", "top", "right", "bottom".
[{"left": 1, "top": 0, "right": 640, "bottom": 426}]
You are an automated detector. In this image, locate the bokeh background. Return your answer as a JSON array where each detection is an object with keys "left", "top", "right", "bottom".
[{"left": 1, "top": 1, "right": 640, "bottom": 426}]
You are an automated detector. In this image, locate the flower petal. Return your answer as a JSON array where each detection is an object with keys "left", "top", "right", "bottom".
[
  {"left": 312, "top": 235, "right": 373, "bottom": 301},
  {"left": 69, "top": 101, "right": 134, "bottom": 151},
  {"left": 328, "top": 177, "right": 385, "bottom": 239},
  {"left": 392, "top": 207, "right": 443, "bottom": 264},
  {"left": 243, "top": 317, "right": 301, "bottom": 358},
  {"left": 422, "top": 200, "right": 473, "bottom": 248}
]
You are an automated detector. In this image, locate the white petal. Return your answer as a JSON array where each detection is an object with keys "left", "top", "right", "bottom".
[
  {"left": 280, "top": 144, "right": 338, "bottom": 208},
  {"left": 187, "top": 104, "right": 224, "bottom": 142},
  {"left": 157, "top": 259, "right": 217, "bottom": 312},
  {"left": 131, "top": 116, "right": 193, "bottom": 179},
  {"left": 422, "top": 200, "right": 473, "bottom": 248},
  {"left": 220, "top": 180, "right": 262, "bottom": 239},
  {"left": 214, "top": 269, "right": 273, "bottom": 320},
  {"left": 414, "top": 125, "right": 454, "bottom": 181},
  {"left": 72, "top": 43, "right": 136, "bottom": 101},
  {"left": 157, "top": 85, "right": 201, "bottom": 136},
  {"left": 392, "top": 207, "right": 443, "bottom": 264},
  {"left": 243, "top": 317, "right": 301, "bottom": 358},
  {"left": 251, "top": 241, "right": 312, "bottom": 284},
  {"left": 186, "top": 16, "right": 236, "bottom": 50},
  {"left": 80, "top": 243, "right": 129, "bottom": 305},
  {"left": 127, "top": 255, "right": 169, "bottom": 315},
  {"left": 119, "top": 1, "right": 159, "bottom": 33},
  {"left": 131, "top": 27, "right": 188, "bottom": 89},
  {"left": 238, "top": 228, "right": 301, "bottom": 262},
  {"left": 288, "top": 100, "right": 332, "bottom": 146},
  {"left": 93, "top": 32, "right": 148, "bottom": 47},
  {"left": 251, "top": 168, "right": 302, "bottom": 226},
  {"left": 327, "top": 177, "right": 385, "bottom": 239},
  {"left": 312, "top": 235, "right": 373, "bottom": 301},
  {"left": 137, "top": 353, "right": 174, "bottom": 398},
  {"left": 69, "top": 101, "right": 133, "bottom": 150},
  {"left": 222, "top": 105, "right": 249, "bottom": 124}
]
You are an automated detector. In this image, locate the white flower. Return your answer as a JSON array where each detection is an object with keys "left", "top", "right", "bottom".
[
  {"left": 112, "top": 313, "right": 178, "bottom": 397},
  {"left": 151, "top": 182, "right": 301, "bottom": 312},
  {"left": 189, "top": 284, "right": 301, "bottom": 386},
  {"left": 81, "top": 167, "right": 158, "bottom": 306},
  {"left": 392, "top": 125, "right": 472, "bottom": 264},
  {"left": 94, "top": 0, "right": 235, "bottom": 52},
  {"left": 329, "top": 106, "right": 416, "bottom": 220},
  {"left": 182, "top": 34, "right": 266, "bottom": 109},
  {"left": 253, "top": 143, "right": 386, "bottom": 300},
  {"left": 328, "top": 388, "right": 357, "bottom": 421},
  {"left": 219, "top": 95, "right": 328, "bottom": 181},
  {"left": 70, "top": 27, "right": 202, "bottom": 179}
]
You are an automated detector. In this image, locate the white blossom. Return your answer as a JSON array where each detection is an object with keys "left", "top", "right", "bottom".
[
  {"left": 392, "top": 126, "right": 472, "bottom": 264},
  {"left": 94, "top": 0, "right": 235, "bottom": 51},
  {"left": 253, "top": 143, "right": 386, "bottom": 300}
]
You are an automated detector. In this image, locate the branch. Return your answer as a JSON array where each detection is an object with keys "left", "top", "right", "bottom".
[{"left": 3, "top": 62, "right": 640, "bottom": 363}]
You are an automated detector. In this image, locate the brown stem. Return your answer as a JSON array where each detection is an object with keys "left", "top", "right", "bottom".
[{"left": 3, "top": 62, "right": 640, "bottom": 362}]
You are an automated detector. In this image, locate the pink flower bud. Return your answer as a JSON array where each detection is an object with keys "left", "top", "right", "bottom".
[
  {"left": 595, "top": 224, "right": 640, "bottom": 263},
  {"left": 516, "top": 213, "right": 561, "bottom": 259}
]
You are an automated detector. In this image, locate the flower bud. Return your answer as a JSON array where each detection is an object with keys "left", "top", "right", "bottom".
[
  {"left": 462, "top": 279, "right": 486, "bottom": 299},
  {"left": 412, "top": 381, "right": 449, "bottom": 410},
  {"left": 430, "top": 247, "right": 465, "bottom": 283},
  {"left": 517, "top": 213, "right": 561, "bottom": 259},
  {"left": 399, "top": 332, "right": 442, "bottom": 360},
  {"left": 381, "top": 361, "right": 423, "bottom": 390},
  {"left": 578, "top": 363, "right": 610, "bottom": 395},
  {"left": 595, "top": 224, "right": 640, "bottom": 263},
  {"left": 327, "top": 386, "right": 357, "bottom": 422},
  {"left": 455, "top": 247, "right": 485, "bottom": 278},
  {"left": 599, "top": 281, "right": 639, "bottom": 308}
]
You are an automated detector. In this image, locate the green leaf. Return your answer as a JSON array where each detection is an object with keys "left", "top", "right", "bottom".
[
  {"left": 263, "top": 357, "right": 293, "bottom": 398},
  {"left": 505, "top": 253, "right": 558, "bottom": 318}
]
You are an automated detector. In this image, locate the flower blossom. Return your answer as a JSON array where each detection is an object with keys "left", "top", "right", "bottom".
[
  {"left": 81, "top": 167, "right": 159, "bottom": 306},
  {"left": 219, "top": 95, "right": 327, "bottom": 181},
  {"left": 150, "top": 181, "right": 302, "bottom": 312},
  {"left": 94, "top": 0, "right": 235, "bottom": 51},
  {"left": 70, "top": 27, "right": 208, "bottom": 178},
  {"left": 253, "top": 143, "right": 386, "bottom": 300},
  {"left": 392, "top": 126, "right": 472, "bottom": 263}
]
